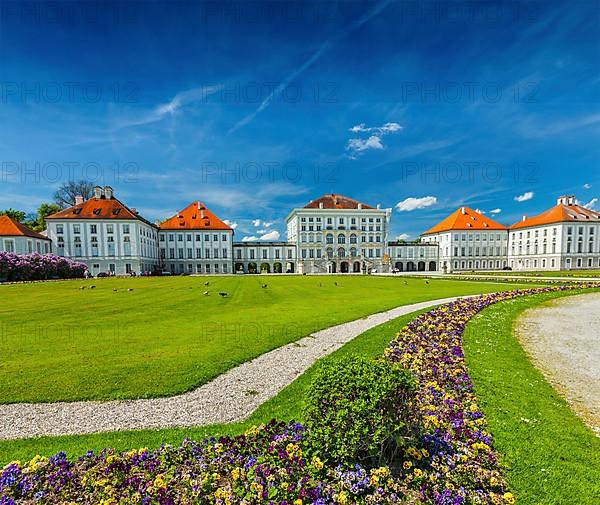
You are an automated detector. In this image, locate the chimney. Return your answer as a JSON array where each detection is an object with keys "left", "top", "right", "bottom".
[
  {"left": 461, "top": 207, "right": 466, "bottom": 215},
  {"left": 319, "top": 202, "right": 323, "bottom": 209},
  {"left": 358, "top": 203, "right": 362, "bottom": 209},
  {"left": 568, "top": 195, "right": 575, "bottom": 205},
  {"left": 377, "top": 204, "right": 381, "bottom": 209},
  {"left": 522, "top": 215, "right": 527, "bottom": 221},
  {"left": 93, "top": 186, "right": 103, "bottom": 199},
  {"left": 131, "top": 208, "right": 137, "bottom": 214},
  {"left": 103, "top": 186, "right": 113, "bottom": 199},
  {"left": 74, "top": 195, "right": 84, "bottom": 205}
]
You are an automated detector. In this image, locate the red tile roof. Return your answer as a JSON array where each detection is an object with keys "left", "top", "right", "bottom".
[
  {"left": 159, "top": 202, "right": 232, "bottom": 231},
  {"left": 0, "top": 215, "right": 50, "bottom": 240},
  {"left": 304, "top": 194, "right": 375, "bottom": 209},
  {"left": 510, "top": 203, "right": 600, "bottom": 229},
  {"left": 422, "top": 207, "right": 507, "bottom": 235},
  {"left": 46, "top": 196, "right": 153, "bottom": 225}
]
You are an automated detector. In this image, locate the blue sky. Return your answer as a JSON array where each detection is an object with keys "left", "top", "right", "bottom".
[{"left": 1, "top": 0, "right": 599, "bottom": 241}]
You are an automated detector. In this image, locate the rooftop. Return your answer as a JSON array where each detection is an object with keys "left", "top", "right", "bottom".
[
  {"left": 422, "top": 206, "right": 507, "bottom": 235},
  {"left": 0, "top": 215, "right": 51, "bottom": 240},
  {"left": 159, "top": 201, "right": 232, "bottom": 231}
]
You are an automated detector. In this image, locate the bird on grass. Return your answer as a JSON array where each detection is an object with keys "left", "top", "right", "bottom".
[
  {"left": 112, "top": 289, "right": 118, "bottom": 292},
  {"left": 203, "top": 291, "right": 209, "bottom": 296},
  {"left": 128, "top": 288, "right": 134, "bottom": 292},
  {"left": 218, "top": 292, "right": 228, "bottom": 297},
  {"left": 404, "top": 280, "right": 408, "bottom": 285},
  {"left": 79, "top": 286, "right": 86, "bottom": 290},
  {"left": 90, "top": 286, "right": 96, "bottom": 289},
  {"left": 262, "top": 284, "right": 268, "bottom": 288},
  {"left": 204, "top": 281, "right": 209, "bottom": 286},
  {"left": 334, "top": 281, "right": 338, "bottom": 286},
  {"left": 425, "top": 280, "right": 429, "bottom": 285}
]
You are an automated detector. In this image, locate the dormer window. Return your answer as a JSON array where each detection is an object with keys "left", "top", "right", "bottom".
[{"left": 93, "top": 209, "right": 101, "bottom": 215}]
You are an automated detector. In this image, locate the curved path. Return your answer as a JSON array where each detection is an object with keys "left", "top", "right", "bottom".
[
  {"left": 517, "top": 292, "right": 600, "bottom": 435},
  {"left": 0, "top": 296, "right": 466, "bottom": 440}
]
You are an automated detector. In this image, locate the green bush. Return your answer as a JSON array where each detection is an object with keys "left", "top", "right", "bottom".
[{"left": 304, "top": 355, "right": 417, "bottom": 466}]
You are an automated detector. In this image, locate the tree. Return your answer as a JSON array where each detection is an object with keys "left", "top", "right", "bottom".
[
  {"left": 31, "top": 203, "right": 62, "bottom": 231},
  {"left": 0, "top": 208, "right": 26, "bottom": 222},
  {"left": 53, "top": 180, "right": 95, "bottom": 208}
]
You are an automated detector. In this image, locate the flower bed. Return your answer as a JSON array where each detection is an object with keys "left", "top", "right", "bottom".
[
  {"left": 1, "top": 284, "right": 598, "bottom": 504},
  {"left": 0, "top": 253, "right": 87, "bottom": 282}
]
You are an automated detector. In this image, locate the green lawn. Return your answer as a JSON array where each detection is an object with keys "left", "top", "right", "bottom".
[
  {"left": 0, "top": 306, "right": 432, "bottom": 464},
  {"left": 0, "top": 275, "right": 539, "bottom": 404},
  {"left": 463, "top": 291, "right": 600, "bottom": 505}
]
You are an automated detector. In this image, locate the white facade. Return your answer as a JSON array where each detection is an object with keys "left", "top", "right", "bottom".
[
  {"left": 422, "top": 230, "right": 509, "bottom": 273},
  {"left": 233, "top": 242, "right": 297, "bottom": 273},
  {"left": 286, "top": 200, "right": 391, "bottom": 274},
  {"left": 0, "top": 235, "right": 51, "bottom": 255},
  {"left": 158, "top": 229, "right": 234, "bottom": 275},
  {"left": 388, "top": 242, "right": 439, "bottom": 272}
]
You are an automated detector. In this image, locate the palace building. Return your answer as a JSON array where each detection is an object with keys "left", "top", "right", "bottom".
[
  {"left": 286, "top": 194, "right": 391, "bottom": 273},
  {"left": 421, "top": 206, "right": 509, "bottom": 273},
  {"left": 507, "top": 195, "right": 600, "bottom": 271},
  {"left": 158, "top": 201, "right": 234, "bottom": 275},
  {"left": 33, "top": 188, "right": 600, "bottom": 275},
  {"left": 0, "top": 215, "right": 52, "bottom": 254},
  {"left": 45, "top": 186, "right": 160, "bottom": 276}
]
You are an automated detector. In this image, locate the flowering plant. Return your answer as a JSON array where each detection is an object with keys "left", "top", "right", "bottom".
[{"left": 0, "top": 252, "right": 86, "bottom": 282}]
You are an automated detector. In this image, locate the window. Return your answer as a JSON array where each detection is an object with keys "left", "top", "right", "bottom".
[
  {"left": 90, "top": 224, "right": 97, "bottom": 234},
  {"left": 73, "top": 224, "right": 81, "bottom": 234},
  {"left": 56, "top": 225, "right": 64, "bottom": 234},
  {"left": 4, "top": 240, "right": 15, "bottom": 252},
  {"left": 106, "top": 224, "right": 113, "bottom": 234},
  {"left": 160, "top": 235, "right": 165, "bottom": 242},
  {"left": 123, "top": 225, "right": 130, "bottom": 234}
]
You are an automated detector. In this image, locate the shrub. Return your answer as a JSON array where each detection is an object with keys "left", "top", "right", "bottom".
[{"left": 304, "top": 355, "right": 417, "bottom": 466}]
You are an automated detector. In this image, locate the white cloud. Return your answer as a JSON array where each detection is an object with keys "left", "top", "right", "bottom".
[
  {"left": 345, "top": 122, "right": 402, "bottom": 159},
  {"left": 396, "top": 196, "right": 437, "bottom": 212},
  {"left": 349, "top": 122, "right": 402, "bottom": 134},
  {"left": 583, "top": 198, "right": 598, "bottom": 210},
  {"left": 223, "top": 219, "right": 238, "bottom": 229},
  {"left": 260, "top": 230, "right": 280, "bottom": 241},
  {"left": 584, "top": 183, "right": 592, "bottom": 189},
  {"left": 396, "top": 233, "right": 410, "bottom": 241},
  {"left": 114, "top": 85, "right": 222, "bottom": 130},
  {"left": 489, "top": 208, "right": 502, "bottom": 214},
  {"left": 251, "top": 219, "right": 262, "bottom": 227},
  {"left": 262, "top": 221, "right": 273, "bottom": 228},
  {"left": 241, "top": 236, "right": 259, "bottom": 242},
  {"left": 475, "top": 208, "right": 486, "bottom": 215},
  {"left": 514, "top": 191, "right": 534, "bottom": 202},
  {"left": 345, "top": 135, "right": 384, "bottom": 158}
]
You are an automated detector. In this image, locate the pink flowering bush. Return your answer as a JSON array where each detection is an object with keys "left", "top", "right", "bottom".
[
  {"left": 2, "top": 283, "right": 599, "bottom": 504},
  {"left": 0, "top": 252, "right": 86, "bottom": 282}
]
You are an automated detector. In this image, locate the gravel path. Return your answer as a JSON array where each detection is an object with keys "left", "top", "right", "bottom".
[
  {"left": 517, "top": 292, "right": 600, "bottom": 435},
  {"left": 0, "top": 296, "right": 465, "bottom": 440}
]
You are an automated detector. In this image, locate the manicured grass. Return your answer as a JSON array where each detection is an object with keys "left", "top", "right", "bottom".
[
  {"left": 0, "top": 306, "right": 432, "bottom": 465},
  {"left": 0, "top": 275, "right": 538, "bottom": 403},
  {"left": 463, "top": 291, "right": 600, "bottom": 505}
]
